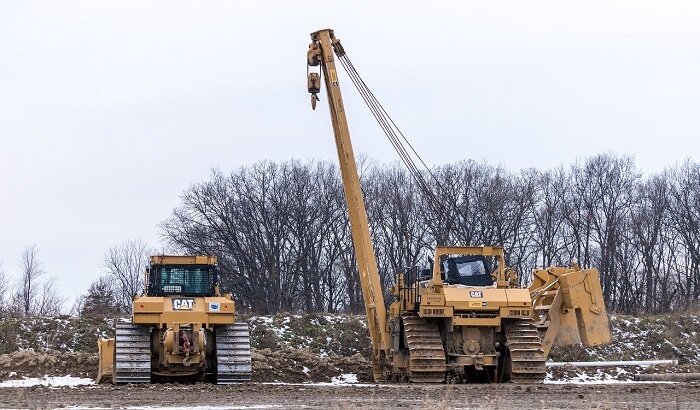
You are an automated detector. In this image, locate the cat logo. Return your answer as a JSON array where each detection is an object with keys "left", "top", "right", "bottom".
[
  {"left": 172, "top": 298, "right": 195, "bottom": 310},
  {"left": 469, "top": 291, "right": 483, "bottom": 298}
]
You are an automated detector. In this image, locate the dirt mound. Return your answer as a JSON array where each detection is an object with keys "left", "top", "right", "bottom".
[
  {"left": 0, "top": 350, "right": 97, "bottom": 380},
  {"left": 0, "top": 317, "right": 114, "bottom": 355},
  {"left": 4, "top": 311, "right": 700, "bottom": 385},
  {"left": 4, "top": 349, "right": 699, "bottom": 385},
  {"left": 246, "top": 313, "right": 371, "bottom": 359},
  {"left": 549, "top": 313, "right": 700, "bottom": 364},
  {"left": 0, "top": 348, "right": 371, "bottom": 384},
  {"left": 636, "top": 363, "right": 700, "bottom": 376},
  {"left": 251, "top": 347, "right": 372, "bottom": 383}
]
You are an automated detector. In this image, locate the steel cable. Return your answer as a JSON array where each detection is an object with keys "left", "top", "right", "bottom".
[{"left": 335, "top": 53, "right": 451, "bottom": 221}]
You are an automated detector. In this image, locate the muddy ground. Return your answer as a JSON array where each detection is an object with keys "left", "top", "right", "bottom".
[
  {"left": 3, "top": 382, "right": 700, "bottom": 409},
  {"left": 4, "top": 350, "right": 700, "bottom": 408}
]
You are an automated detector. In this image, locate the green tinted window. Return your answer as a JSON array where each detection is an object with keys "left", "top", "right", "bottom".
[{"left": 153, "top": 266, "right": 214, "bottom": 296}]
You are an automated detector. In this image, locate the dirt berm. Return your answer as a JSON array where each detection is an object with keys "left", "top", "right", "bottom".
[
  {"left": 0, "top": 350, "right": 96, "bottom": 380},
  {"left": 0, "top": 348, "right": 372, "bottom": 383}
]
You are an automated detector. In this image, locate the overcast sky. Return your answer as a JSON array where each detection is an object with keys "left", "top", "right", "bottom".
[{"left": 1, "top": 1, "right": 699, "bottom": 305}]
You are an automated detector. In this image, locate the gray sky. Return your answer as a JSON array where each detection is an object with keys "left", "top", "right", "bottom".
[{"left": 1, "top": 1, "right": 699, "bottom": 305}]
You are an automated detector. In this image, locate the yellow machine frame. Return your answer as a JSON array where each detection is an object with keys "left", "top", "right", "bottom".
[
  {"left": 307, "top": 28, "right": 611, "bottom": 383},
  {"left": 97, "top": 255, "right": 251, "bottom": 384}
]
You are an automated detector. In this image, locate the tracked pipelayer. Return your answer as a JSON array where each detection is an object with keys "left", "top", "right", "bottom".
[
  {"left": 97, "top": 255, "right": 251, "bottom": 384},
  {"left": 307, "top": 28, "right": 611, "bottom": 383}
]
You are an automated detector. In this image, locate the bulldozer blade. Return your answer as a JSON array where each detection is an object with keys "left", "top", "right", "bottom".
[
  {"left": 559, "top": 268, "right": 611, "bottom": 346},
  {"left": 96, "top": 337, "right": 115, "bottom": 384}
]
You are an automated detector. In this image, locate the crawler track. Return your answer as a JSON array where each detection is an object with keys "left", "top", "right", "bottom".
[
  {"left": 503, "top": 319, "right": 547, "bottom": 383},
  {"left": 114, "top": 323, "right": 151, "bottom": 384},
  {"left": 401, "top": 313, "right": 446, "bottom": 383},
  {"left": 215, "top": 322, "right": 252, "bottom": 383}
]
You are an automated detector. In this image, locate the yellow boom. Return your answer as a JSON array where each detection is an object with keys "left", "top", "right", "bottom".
[{"left": 307, "top": 29, "right": 391, "bottom": 380}]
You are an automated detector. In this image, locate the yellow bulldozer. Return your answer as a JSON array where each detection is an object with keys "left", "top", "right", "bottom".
[
  {"left": 96, "top": 255, "right": 251, "bottom": 384},
  {"left": 307, "top": 28, "right": 611, "bottom": 383}
]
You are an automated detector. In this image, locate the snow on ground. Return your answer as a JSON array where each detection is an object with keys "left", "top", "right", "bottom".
[
  {"left": 262, "top": 373, "right": 380, "bottom": 387},
  {"left": 263, "top": 381, "right": 382, "bottom": 388},
  {"left": 0, "top": 375, "right": 94, "bottom": 388},
  {"left": 546, "top": 377, "right": 676, "bottom": 385},
  {"left": 575, "top": 313, "right": 700, "bottom": 364},
  {"left": 246, "top": 314, "right": 370, "bottom": 359},
  {"left": 331, "top": 373, "right": 358, "bottom": 384},
  {"left": 545, "top": 367, "right": 677, "bottom": 384},
  {"left": 78, "top": 407, "right": 282, "bottom": 410}
]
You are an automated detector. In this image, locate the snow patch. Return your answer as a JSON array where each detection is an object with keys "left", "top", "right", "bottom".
[
  {"left": 331, "top": 373, "right": 358, "bottom": 384},
  {"left": 546, "top": 378, "right": 676, "bottom": 385},
  {"left": 263, "top": 381, "right": 380, "bottom": 388},
  {"left": 119, "top": 407, "right": 281, "bottom": 410},
  {"left": 545, "top": 368, "right": 677, "bottom": 385},
  {"left": 0, "top": 376, "right": 94, "bottom": 388}
]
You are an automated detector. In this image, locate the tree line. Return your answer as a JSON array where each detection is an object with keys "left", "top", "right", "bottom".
[
  {"left": 0, "top": 240, "right": 151, "bottom": 320},
  {"left": 0, "top": 245, "right": 65, "bottom": 318},
  {"left": 6, "top": 154, "right": 696, "bottom": 318},
  {"left": 159, "top": 154, "right": 700, "bottom": 316}
]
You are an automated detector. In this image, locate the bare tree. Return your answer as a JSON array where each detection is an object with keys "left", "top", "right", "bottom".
[
  {"left": 629, "top": 173, "right": 670, "bottom": 314},
  {"left": 0, "top": 262, "right": 8, "bottom": 317},
  {"left": 669, "top": 161, "right": 700, "bottom": 303},
  {"left": 17, "top": 245, "right": 44, "bottom": 317},
  {"left": 35, "top": 277, "right": 66, "bottom": 316},
  {"left": 159, "top": 156, "right": 700, "bottom": 316},
  {"left": 528, "top": 168, "right": 569, "bottom": 268},
  {"left": 365, "top": 164, "right": 432, "bottom": 301},
  {"left": 69, "top": 295, "right": 85, "bottom": 318},
  {"left": 7, "top": 246, "right": 66, "bottom": 317},
  {"left": 103, "top": 238, "right": 151, "bottom": 313},
  {"left": 574, "top": 155, "right": 640, "bottom": 311}
]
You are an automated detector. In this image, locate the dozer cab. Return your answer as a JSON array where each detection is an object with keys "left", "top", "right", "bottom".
[
  {"left": 306, "top": 28, "right": 611, "bottom": 383},
  {"left": 97, "top": 255, "right": 251, "bottom": 384}
]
